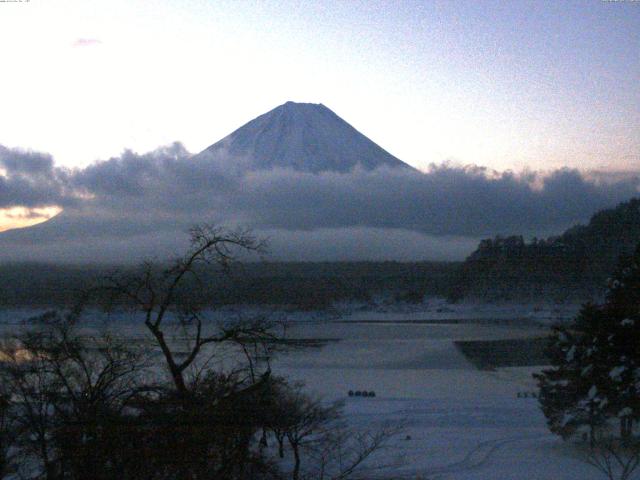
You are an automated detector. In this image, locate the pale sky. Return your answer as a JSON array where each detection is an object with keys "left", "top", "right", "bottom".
[{"left": 1, "top": 0, "right": 639, "bottom": 174}]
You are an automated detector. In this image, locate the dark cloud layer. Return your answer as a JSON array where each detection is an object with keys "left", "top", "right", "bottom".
[
  {"left": 231, "top": 166, "right": 639, "bottom": 237},
  {"left": 0, "top": 143, "right": 638, "bottom": 262},
  {"left": 0, "top": 146, "right": 73, "bottom": 208}
]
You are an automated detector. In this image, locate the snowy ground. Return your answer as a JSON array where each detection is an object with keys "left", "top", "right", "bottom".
[
  {"left": 270, "top": 305, "right": 604, "bottom": 480},
  {"left": 0, "top": 301, "right": 610, "bottom": 479}
]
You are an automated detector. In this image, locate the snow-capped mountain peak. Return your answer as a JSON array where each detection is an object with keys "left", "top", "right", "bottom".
[{"left": 196, "top": 101, "right": 413, "bottom": 173}]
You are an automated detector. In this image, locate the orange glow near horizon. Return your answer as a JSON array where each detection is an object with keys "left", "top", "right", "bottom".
[{"left": 0, "top": 206, "right": 62, "bottom": 233}]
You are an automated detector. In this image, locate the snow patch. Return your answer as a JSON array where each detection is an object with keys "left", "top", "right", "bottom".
[
  {"left": 618, "top": 407, "right": 633, "bottom": 417},
  {"left": 609, "top": 365, "right": 626, "bottom": 380}
]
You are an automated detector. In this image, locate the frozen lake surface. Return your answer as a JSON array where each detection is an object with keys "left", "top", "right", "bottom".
[{"left": 272, "top": 317, "right": 600, "bottom": 479}]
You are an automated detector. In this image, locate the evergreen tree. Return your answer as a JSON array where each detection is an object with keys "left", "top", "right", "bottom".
[
  {"left": 535, "top": 243, "right": 640, "bottom": 442},
  {"left": 600, "top": 244, "right": 640, "bottom": 438},
  {"left": 535, "top": 304, "right": 611, "bottom": 444}
]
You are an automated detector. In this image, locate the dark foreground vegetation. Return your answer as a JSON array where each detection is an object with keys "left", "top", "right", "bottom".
[{"left": 0, "top": 226, "right": 399, "bottom": 480}]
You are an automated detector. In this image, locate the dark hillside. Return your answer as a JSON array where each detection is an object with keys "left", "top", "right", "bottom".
[
  {"left": 452, "top": 197, "right": 640, "bottom": 301},
  {"left": 0, "top": 261, "right": 460, "bottom": 310}
]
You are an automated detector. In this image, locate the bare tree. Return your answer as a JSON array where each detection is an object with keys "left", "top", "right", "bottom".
[
  {"left": 306, "top": 422, "right": 403, "bottom": 480},
  {"left": 103, "top": 224, "right": 269, "bottom": 394},
  {"left": 94, "top": 224, "right": 293, "bottom": 478},
  {"left": 1, "top": 335, "right": 62, "bottom": 479},
  {"left": 0, "top": 309, "right": 147, "bottom": 480},
  {"left": 266, "top": 381, "right": 403, "bottom": 480},
  {"left": 265, "top": 382, "right": 342, "bottom": 480},
  {"left": 583, "top": 433, "right": 640, "bottom": 480}
]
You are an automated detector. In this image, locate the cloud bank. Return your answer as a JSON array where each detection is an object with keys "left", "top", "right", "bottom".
[
  {"left": 0, "top": 143, "right": 638, "bottom": 263},
  {"left": 0, "top": 146, "right": 74, "bottom": 209}
]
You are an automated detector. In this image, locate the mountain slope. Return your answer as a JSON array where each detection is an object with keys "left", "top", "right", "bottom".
[{"left": 196, "top": 101, "right": 413, "bottom": 172}]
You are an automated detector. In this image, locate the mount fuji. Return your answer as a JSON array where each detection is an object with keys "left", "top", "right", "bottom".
[
  {"left": 196, "top": 101, "right": 413, "bottom": 173},
  {"left": 0, "top": 101, "right": 421, "bottom": 263}
]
